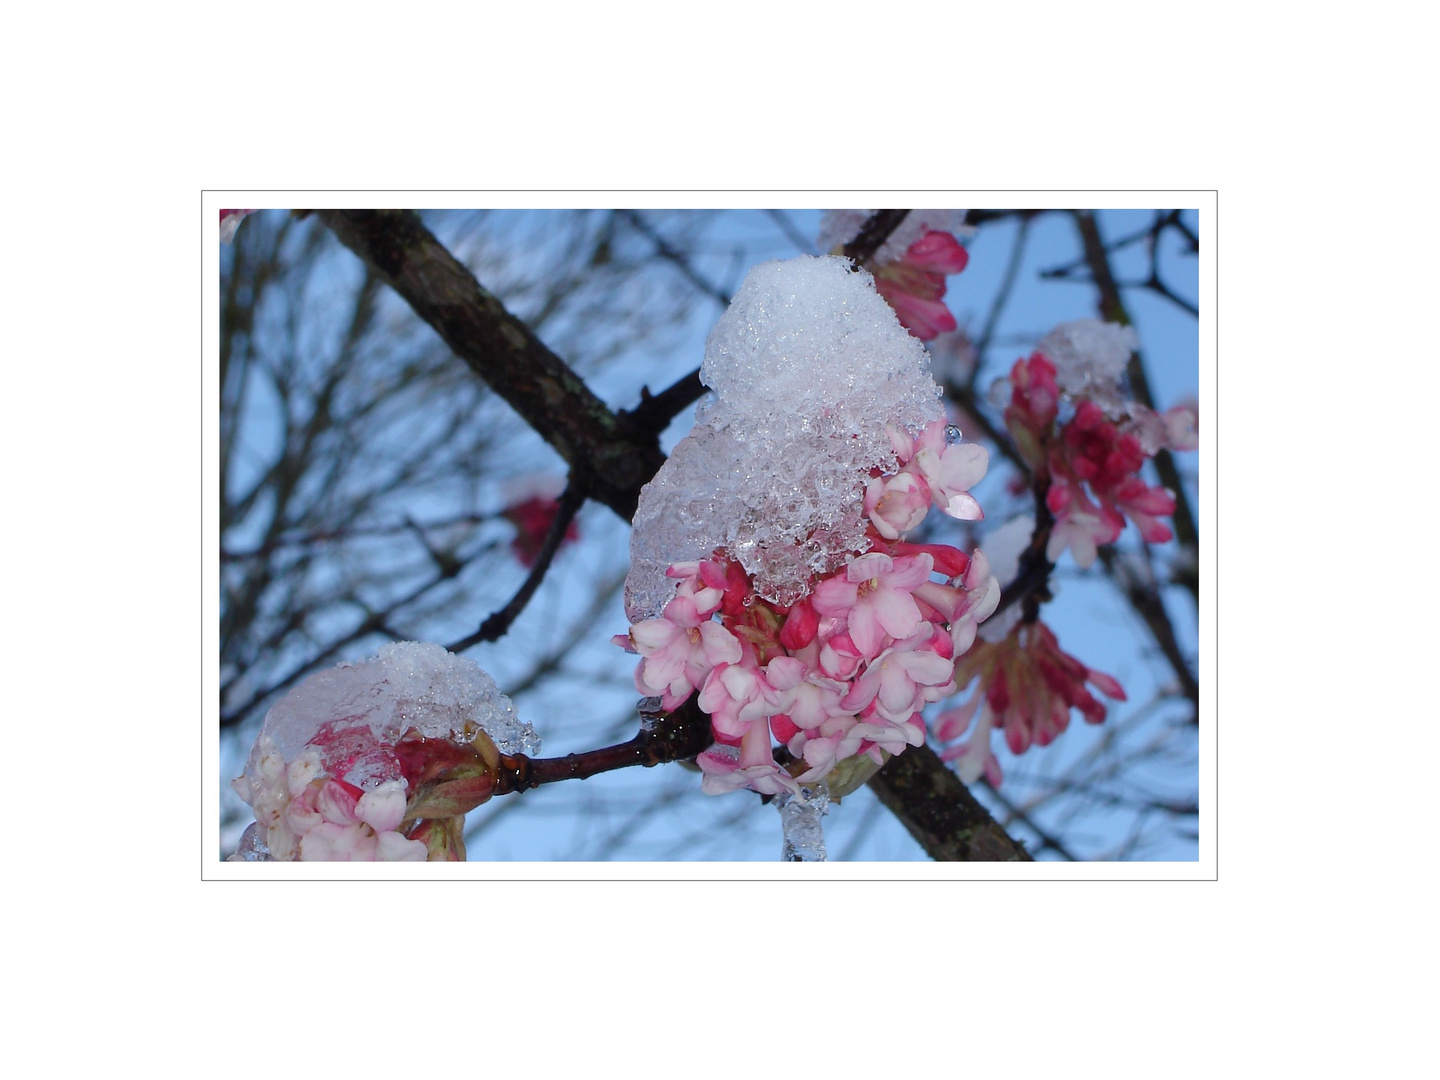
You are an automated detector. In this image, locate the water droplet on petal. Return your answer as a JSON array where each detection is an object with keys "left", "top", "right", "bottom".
[{"left": 945, "top": 424, "right": 962, "bottom": 445}]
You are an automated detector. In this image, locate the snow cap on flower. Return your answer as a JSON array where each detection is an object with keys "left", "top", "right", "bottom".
[
  {"left": 229, "top": 642, "right": 531, "bottom": 862},
  {"left": 625, "top": 254, "right": 948, "bottom": 619},
  {"left": 1037, "top": 319, "right": 1139, "bottom": 408}
]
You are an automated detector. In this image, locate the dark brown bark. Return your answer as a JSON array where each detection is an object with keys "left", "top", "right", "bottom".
[
  {"left": 868, "top": 744, "right": 1033, "bottom": 861},
  {"left": 316, "top": 209, "right": 666, "bottom": 520}
]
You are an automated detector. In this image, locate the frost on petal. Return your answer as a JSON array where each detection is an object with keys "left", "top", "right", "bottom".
[{"left": 625, "top": 255, "right": 946, "bottom": 619}]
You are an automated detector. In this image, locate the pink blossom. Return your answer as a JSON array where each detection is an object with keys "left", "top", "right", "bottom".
[
  {"left": 230, "top": 644, "right": 520, "bottom": 861},
  {"left": 1004, "top": 353, "right": 1062, "bottom": 470},
  {"left": 864, "top": 470, "right": 931, "bottom": 539},
  {"left": 765, "top": 655, "right": 849, "bottom": 732},
  {"left": 292, "top": 778, "right": 427, "bottom": 861},
  {"left": 847, "top": 712, "right": 926, "bottom": 757},
  {"left": 778, "top": 597, "right": 820, "bottom": 650},
  {"left": 666, "top": 559, "right": 729, "bottom": 617},
  {"left": 943, "top": 619, "right": 1126, "bottom": 771},
  {"left": 1109, "top": 476, "right": 1176, "bottom": 544},
  {"left": 840, "top": 628, "right": 956, "bottom": 725},
  {"left": 697, "top": 661, "right": 777, "bottom": 742},
  {"left": 872, "top": 231, "right": 970, "bottom": 340},
  {"left": 1045, "top": 480, "right": 1123, "bottom": 569},
  {"left": 913, "top": 440, "right": 988, "bottom": 521},
  {"left": 936, "top": 700, "right": 1004, "bottom": 785},
  {"left": 811, "top": 551, "right": 932, "bottom": 660},
  {"left": 888, "top": 419, "right": 989, "bottom": 522},
  {"left": 817, "top": 631, "right": 864, "bottom": 681},
  {"left": 697, "top": 744, "right": 799, "bottom": 797},
  {"left": 630, "top": 606, "right": 742, "bottom": 711},
  {"left": 914, "top": 549, "right": 1001, "bottom": 656}
]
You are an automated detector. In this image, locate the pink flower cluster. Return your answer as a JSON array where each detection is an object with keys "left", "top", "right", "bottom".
[
  {"left": 873, "top": 231, "right": 971, "bottom": 340},
  {"left": 1003, "top": 352, "right": 1181, "bottom": 568},
  {"left": 231, "top": 725, "right": 427, "bottom": 861},
  {"left": 231, "top": 719, "right": 497, "bottom": 862},
  {"left": 935, "top": 619, "right": 1126, "bottom": 785},
  {"left": 617, "top": 419, "right": 999, "bottom": 797}
]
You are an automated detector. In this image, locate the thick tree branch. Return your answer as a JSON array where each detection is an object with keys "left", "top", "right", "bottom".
[
  {"left": 316, "top": 209, "right": 666, "bottom": 520},
  {"left": 867, "top": 744, "right": 1032, "bottom": 861}
]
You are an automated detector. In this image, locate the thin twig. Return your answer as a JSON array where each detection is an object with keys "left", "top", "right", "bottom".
[
  {"left": 446, "top": 482, "right": 587, "bottom": 653},
  {"left": 843, "top": 210, "right": 910, "bottom": 264},
  {"left": 617, "top": 209, "right": 732, "bottom": 307}
]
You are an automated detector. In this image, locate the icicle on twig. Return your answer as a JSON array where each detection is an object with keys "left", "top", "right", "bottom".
[{"left": 777, "top": 784, "right": 830, "bottom": 862}]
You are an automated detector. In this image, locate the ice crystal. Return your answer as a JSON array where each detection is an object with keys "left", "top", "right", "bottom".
[
  {"left": 625, "top": 255, "right": 946, "bottom": 619},
  {"left": 241, "top": 641, "right": 537, "bottom": 794},
  {"left": 777, "top": 784, "right": 830, "bottom": 862}
]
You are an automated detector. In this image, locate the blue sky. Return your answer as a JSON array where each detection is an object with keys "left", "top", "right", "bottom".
[{"left": 213, "top": 204, "right": 1206, "bottom": 867}]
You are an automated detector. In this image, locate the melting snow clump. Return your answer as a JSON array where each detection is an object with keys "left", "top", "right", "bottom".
[
  {"left": 240, "top": 641, "right": 538, "bottom": 794},
  {"left": 1038, "top": 319, "right": 1139, "bottom": 413},
  {"left": 625, "top": 255, "right": 946, "bottom": 619}
]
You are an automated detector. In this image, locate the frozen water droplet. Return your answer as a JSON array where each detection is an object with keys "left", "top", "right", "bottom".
[
  {"left": 637, "top": 695, "right": 665, "bottom": 731},
  {"left": 945, "top": 423, "right": 962, "bottom": 445}
]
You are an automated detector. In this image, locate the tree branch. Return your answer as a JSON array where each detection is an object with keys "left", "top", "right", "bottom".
[
  {"left": 867, "top": 744, "right": 1032, "bottom": 861},
  {"left": 316, "top": 210, "right": 666, "bottom": 521},
  {"left": 1071, "top": 210, "right": 1199, "bottom": 597},
  {"left": 493, "top": 697, "right": 714, "bottom": 793},
  {"left": 445, "top": 482, "right": 587, "bottom": 653},
  {"left": 843, "top": 209, "right": 910, "bottom": 264}
]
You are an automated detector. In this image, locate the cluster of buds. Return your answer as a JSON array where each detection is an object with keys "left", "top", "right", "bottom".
[
  {"left": 819, "top": 211, "right": 971, "bottom": 340},
  {"left": 230, "top": 721, "right": 501, "bottom": 862},
  {"left": 616, "top": 419, "right": 1000, "bottom": 798},
  {"left": 229, "top": 642, "right": 530, "bottom": 862},
  {"left": 936, "top": 620, "right": 1126, "bottom": 785},
  {"left": 1002, "top": 350, "right": 1192, "bottom": 568},
  {"left": 871, "top": 230, "right": 971, "bottom": 340}
]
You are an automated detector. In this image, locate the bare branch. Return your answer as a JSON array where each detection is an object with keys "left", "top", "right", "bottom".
[{"left": 316, "top": 209, "right": 666, "bottom": 520}]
